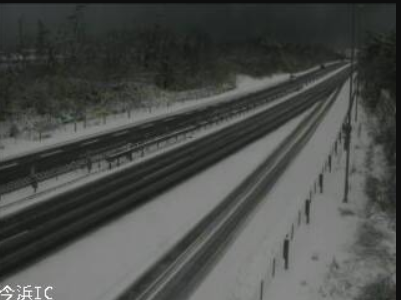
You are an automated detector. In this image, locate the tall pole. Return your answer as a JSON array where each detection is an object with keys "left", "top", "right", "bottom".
[
  {"left": 0, "top": 4, "right": 3, "bottom": 51},
  {"left": 343, "top": 4, "right": 356, "bottom": 204},
  {"left": 355, "top": 5, "right": 362, "bottom": 122}
]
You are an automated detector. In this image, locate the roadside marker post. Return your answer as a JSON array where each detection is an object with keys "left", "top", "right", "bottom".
[
  {"left": 328, "top": 155, "right": 332, "bottom": 172},
  {"left": 305, "top": 199, "right": 311, "bottom": 225},
  {"left": 319, "top": 173, "right": 324, "bottom": 193},
  {"left": 283, "top": 235, "right": 290, "bottom": 270}
]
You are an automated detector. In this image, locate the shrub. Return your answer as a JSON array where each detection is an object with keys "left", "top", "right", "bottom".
[{"left": 356, "top": 277, "right": 396, "bottom": 300}]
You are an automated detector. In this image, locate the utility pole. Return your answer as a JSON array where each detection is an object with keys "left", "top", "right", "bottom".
[
  {"left": 354, "top": 6, "right": 359, "bottom": 122},
  {"left": 0, "top": 4, "right": 4, "bottom": 52},
  {"left": 343, "top": 4, "right": 356, "bottom": 204},
  {"left": 355, "top": 5, "right": 364, "bottom": 122}
]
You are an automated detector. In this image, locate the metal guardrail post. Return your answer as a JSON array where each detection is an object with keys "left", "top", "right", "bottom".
[
  {"left": 334, "top": 139, "right": 338, "bottom": 156},
  {"left": 283, "top": 235, "right": 290, "bottom": 270},
  {"left": 319, "top": 173, "right": 324, "bottom": 193},
  {"left": 328, "top": 155, "right": 332, "bottom": 172},
  {"left": 272, "top": 258, "right": 276, "bottom": 278},
  {"left": 305, "top": 198, "right": 311, "bottom": 225}
]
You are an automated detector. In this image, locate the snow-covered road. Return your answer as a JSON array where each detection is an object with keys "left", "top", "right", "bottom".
[
  {"left": 0, "top": 64, "right": 348, "bottom": 217},
  {"left": 0, "top": 65, "right": 349, "bottom": 300},
  {"left": 0, "top": 103, "right": 315, "bottom": 300},
  {"left": 188, "top": 77, "right": 351, "bottom": 300},
  {"left": 0, "top": 61, "right": 340, "bottom": 161}
]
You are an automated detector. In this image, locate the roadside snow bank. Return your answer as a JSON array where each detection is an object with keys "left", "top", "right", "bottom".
[{"left": 263, "top": 105, "right": 396, "bottom": 300}]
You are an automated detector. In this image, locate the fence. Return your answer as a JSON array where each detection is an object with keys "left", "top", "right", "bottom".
[{"left": 246, "top": 117, "right": 350, "bottom": 300}]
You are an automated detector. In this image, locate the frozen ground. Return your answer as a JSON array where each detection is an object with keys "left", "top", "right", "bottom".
[{"left": 0, "top": 61, "right": 340, "bottom": 161}]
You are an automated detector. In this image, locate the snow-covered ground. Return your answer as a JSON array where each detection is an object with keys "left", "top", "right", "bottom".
[
  {"left": 0, "top": 64, "right": 349, "bottom": 216},
  {"left": 0, "top": 73, "right": 288, "bottom": 161},
  {"left": 262, "top": 108, "right": 396, "bottom": 300},
  {"left": 0, "top": 100, "right": 316, "bottom": 300},
  {"left": 0, "top": 63, "right": 353, "bottom": 300},
  {"left": 189, "top": 85, "right": 396, "bottom": 300},
  {"left": 0, "top": 61, "right": 340, "bottom": 161},
  {"left": 188, "top": 77, "right": 352, "bottom": 300}
]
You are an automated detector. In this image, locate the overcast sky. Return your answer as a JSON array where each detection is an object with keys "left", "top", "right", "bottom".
[{"left": 0, "top": 3, "right": 396, "bottom": 50}]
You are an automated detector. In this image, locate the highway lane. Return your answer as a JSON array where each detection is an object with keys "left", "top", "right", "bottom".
[
  {"left": 0, "top": 63, "right": 345, "bottom": 192},
  {"left": 107, "top": 75, "right": 347, "bottom": 300},
  {"left": 0, "top": 67, "right": 349, "bottom": 279}
]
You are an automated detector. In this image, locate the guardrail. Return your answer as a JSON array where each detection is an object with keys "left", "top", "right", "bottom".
[
  {"left": 250, "top": 109, "right": 352, "bottom": 300},
  {"left": 0, "top": 63, "right": 345, "bottom": 199},
  {"left": 106, "top": 74, "right": 347, "bottom": 300},
  {"left": 105, "top": 126, "right": 197, "bottom": 169},
  {"left": 0, "top": 69, "right": 349, "bottom": 278}
]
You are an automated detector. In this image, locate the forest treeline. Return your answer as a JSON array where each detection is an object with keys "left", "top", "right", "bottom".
[
  {"left": 359, "top": 30, "right": 396, "bottom": 211},
  {"left": 0, "top": 5, "right": 342, "bottom": 118}
]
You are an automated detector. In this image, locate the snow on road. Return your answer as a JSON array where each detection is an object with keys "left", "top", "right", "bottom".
[
  {"left": 0, "top": 61, "right": 340, "bottom": 161},
  {"left": 0, "top": 63, "right": 348, "bottom": 300},
  {"left": 0, "top": 102, "right": 315, "bottom": 300},
  {"left": 263, "top": 109, "right": 368, "bottom": 300},
  {"left": 188, "top": 78, "right": 352, "bottom": 300},
  {"left": 262, "top": 108, "right": 396, "bottom": 300},
  {"left": 0, "top": 73, "right": 288, "bottom": 161},
  {"left": 0, "top": 64, "right": 348, "bottom": 217}
]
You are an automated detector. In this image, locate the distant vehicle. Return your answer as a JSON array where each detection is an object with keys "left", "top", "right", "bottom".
[
  {"left": 320, "top": 64, "right": 326, "bottom": 69},
  {"left": 290, "top": 74, "right": 297, "bottom": 81}
]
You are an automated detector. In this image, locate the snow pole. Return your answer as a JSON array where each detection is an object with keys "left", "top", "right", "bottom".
[
  {"left": 283, "top": 235, "right": 290, "bottom": 270},
  {"left": 328, "top": 155, "right": 332, "bottom": 172},
  {"left": 343, "top": 121, "right": 352, "bottom": 203},
  {"left": 272, "top": 258, "right": 276, "bottom": 278},
  {"left": 334, "top": 140, "right": 338, "bottom": 156},
  {"left": 305, "top": 199, "right": 311, "bottom": 225},
  {"left": 260, "top": 280, "right": 264, "bottom": 300},
  {"left": 319, "top": 173, "right": 324, "bottom": 193}
]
